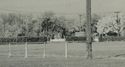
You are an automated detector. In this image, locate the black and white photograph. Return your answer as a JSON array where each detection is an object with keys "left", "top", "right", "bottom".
[{"left": 0, "top": 0, "right": 125, "bottom": 67}]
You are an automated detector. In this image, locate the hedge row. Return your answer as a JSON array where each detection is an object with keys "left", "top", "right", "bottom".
[
  {"left": 0, "top": 36, "right": 47, "bottom": 43},
  {"left": 100, "top": 36, "right": 125, "bottom": 42},
  {"left": 66, "top": 36, "right": 86, "bottom": 42},
  {"left": 2, "top": 36, "right": 123, "bottom": 43},
  {"left": 66, "top": 36, "right": 125, "bottom": 42}
]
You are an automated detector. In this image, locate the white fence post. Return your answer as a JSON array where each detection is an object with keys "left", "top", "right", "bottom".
[
  {"left": 8, "top": 43, "right": 11, "bottom": 57},
  {"left": 65, "top": 42, "right": 68, "bottom": 58},
  {"left": 25, "top": 42, "right": 28, "bottom": 58},
  {"left": 43, "top": 42, "right": 46, "bottom": 58}
]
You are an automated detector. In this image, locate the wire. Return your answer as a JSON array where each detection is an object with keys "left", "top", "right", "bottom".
[
  {"left": 0, "top": 8, "right": 121, "bottom": 17},
  {"left": 0, "top": 8, "right": 84, "bottom": 16}
]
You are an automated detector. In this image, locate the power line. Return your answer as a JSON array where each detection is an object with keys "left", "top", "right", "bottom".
[{"left": 0, "top": 8, "right": 84, "bottom": 15}]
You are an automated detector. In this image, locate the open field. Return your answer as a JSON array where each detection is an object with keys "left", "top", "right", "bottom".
[{"left": 0, "top": 41, "right": 125, "bottom": 67}]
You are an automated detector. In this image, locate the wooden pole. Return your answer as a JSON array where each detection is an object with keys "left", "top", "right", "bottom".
[
  {"left": 114, "top": 11, "right": 120, "bottom": 36},
  {"left": 43, "top": 42, "right": 46, "bottom": 58},
  {"left": 86, "top": 0, "right": 93, "bottom": 59},
  {"left": 65, "top": 42, "right": 68, "bottom": 58},
  {"left": 25, "top": 16, "right": 28, "bottom": 58},
  {"left": 8, "top": 43, "right": 11, "bottom": 57},
  {"left": 79, "top": 14, "right": 82, "bottom": 31},
  {"left": 25, "top": 42, "right": 28, "bottom": 58}
]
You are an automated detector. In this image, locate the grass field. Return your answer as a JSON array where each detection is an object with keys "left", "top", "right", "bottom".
[{"left": 0, "top": 41, "right": 125, "bottom": 67}]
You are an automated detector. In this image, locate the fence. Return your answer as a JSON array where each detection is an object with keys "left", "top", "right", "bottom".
[
  {"left": 1, "top": 36, "right": 125, "bottom": 59},
  {"left": 0, "top": 36, "right": 47, "bottom": 58},
  {"left": 0, "top": 37, "right": 87, "bottom": 58},
  {"left": 7, "top": 42, "right": 47, "bottom": 58},
  {"left": 6, "top": 42, "right": 86, "bottom": 58}
]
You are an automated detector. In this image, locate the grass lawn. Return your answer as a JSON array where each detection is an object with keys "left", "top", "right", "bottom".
[{"left": 0, "top": 41, "right": 125, "bottom": 67}]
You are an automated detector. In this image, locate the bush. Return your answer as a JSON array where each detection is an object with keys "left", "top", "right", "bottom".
[
  {"left": 0, "top": 36, "right": 47, "bottom": 43},
  {"left": 66, "top": 36, "right": 86, "bottom": 42},
  {"left": 99, "top": 36, "right": 125, "bottom": 42},
  {"left": 66, "top": 36, "right": 125, "bottom": 42},
  {"left": 27, "top": 37, "right": 47, "bottom": 42}
]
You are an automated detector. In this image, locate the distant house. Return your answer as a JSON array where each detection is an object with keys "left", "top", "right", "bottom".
[
  {"left": 54, "top": 32, "right": 62, "bottom": 39},
  {"left": 75, "top": 32, "right": 86, "bottom": 37}
]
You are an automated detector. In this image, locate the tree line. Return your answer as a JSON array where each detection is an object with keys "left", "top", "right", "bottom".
[
  {"left": 0, "top": 12, "right": 76, "bottom": 38},
  {"left": 0, "top": 12, "right": 125, "bottom": 39}
]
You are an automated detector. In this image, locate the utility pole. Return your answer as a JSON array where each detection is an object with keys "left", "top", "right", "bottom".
[
  {"left": 114, "top": 11, "right": 120, "bottom": 36},
  {"left": 79, "top": 14, "right": 82, "bottom": 24},
  {"left": 114, "top": 11, "right": 120, "bottom": 24},
  {"left": 3, "top": 23, "right": 5, "bottom": 37},
  {"left": 86, "top": 0, "right": 92, "bottom": 59},
  {"left": 79, "top": 14, "right": 82, "bottom": 31}
]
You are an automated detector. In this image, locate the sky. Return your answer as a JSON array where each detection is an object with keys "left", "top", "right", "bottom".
[{"left": 0, "top": 0, "right": 124, "bottom": 15}]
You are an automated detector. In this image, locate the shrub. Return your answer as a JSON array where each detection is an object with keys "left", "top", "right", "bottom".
[
  {"left": 99, "top": 36, "right": 125, "bottom": 42},
  {"left": 0, "top": 36, "right": 47, "bottom": 43},
  {"left": 66, "top": 36, "right": 86, "bottom": 42}
]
